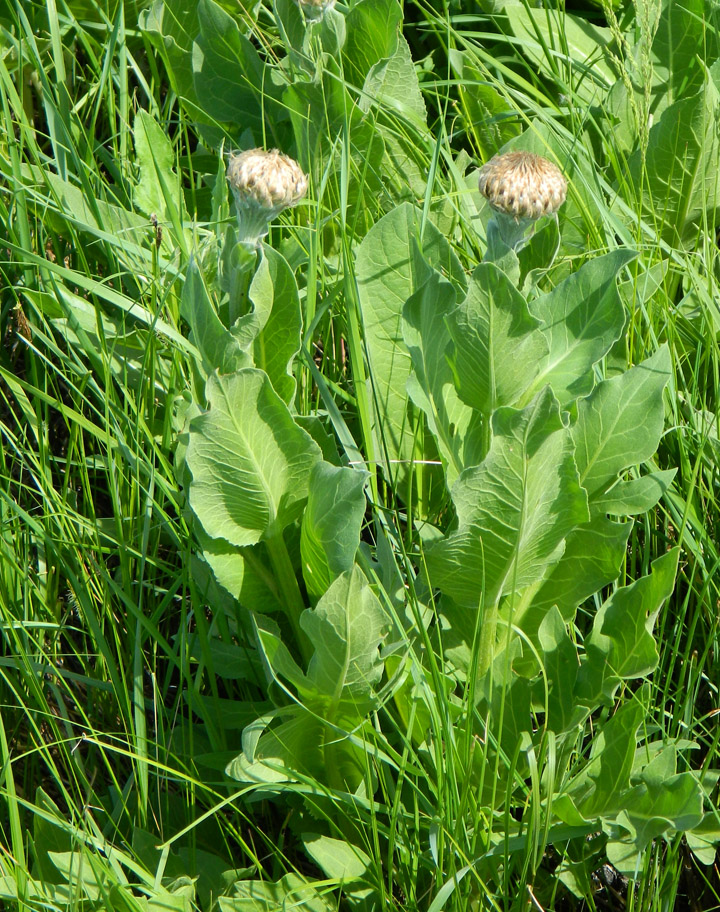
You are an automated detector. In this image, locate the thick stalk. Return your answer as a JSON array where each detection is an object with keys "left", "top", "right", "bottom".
[{"left": 265, "top": 532, "right": 313, "bottom": 664}]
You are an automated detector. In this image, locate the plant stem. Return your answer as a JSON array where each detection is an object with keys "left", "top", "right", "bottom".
[{"left": 265, "top": 531, "right": 313, "bottom": 664}]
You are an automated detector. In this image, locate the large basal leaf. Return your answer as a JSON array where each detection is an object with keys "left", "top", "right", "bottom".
[
  {"left": 342, "top": 0, "right": 402, "bottom": 88},
  {"left": 301, "top": 566, "right": 388, "bottom": 710},
  {"left": 624, "top": 61, "right": 720, "bottom": 246},
  {"left": 447, "top": 261, "right": 548, "bottom": 416},
  {"left": 527, "top": 250, "right": 634, "bottom": 406},
  {"left": 300, "top": 463, "right": 368, "bottom": 599},
  {"left": 501, "top": 5, "right": 616, "bottom": 105},
  {"left": 192, "top": 0, "right": 273, "bottom": 135},
  {"left": 217, "top": 874, "right": 334, "bottom": 912},
  {"left": 139, "top": 0, "right": 204, "bottom": 120},
  {"left": 537, "top": 607, "right": 584, "bottom": 734},
  {"left": 572, "top": 345, "right": 671, "bottom": 502},
  {"left": 185, "top": 369, "right": 322, "bottom": 547},
  {"left": 575, "top": 548, "right": 679, "bottom": 706},
  {"left": 196, "top": 531, "right": 284, "bottom": 614},
  {"left": 648, "top": 0, "right": 720, "bottom": 117},
  {"left": 425, "top": 387, "right": 589, "bottom": 608},
  {"left": 133, "top": 110, "right": 189, "bottom": 227},
  {"left": 402, "top": 272, "right": 483, "bottom": 484},
  {"left": 554, "top": 697, "right": 645, "bottom": 827},
  {"left": 355, "top": 203, "right": 466, "bottom": 488},
  {"left": 606, "top": 747, "right": 704, "bottom": 874}
]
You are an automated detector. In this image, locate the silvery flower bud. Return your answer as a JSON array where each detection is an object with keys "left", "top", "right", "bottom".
[
  {"left": 478, "top": 150, "right": 567, "bottom": 253},
  {"left": 478, "top": 151, "right": 567, "bottom": 221},
  {"left": 227, "top": 148, "right": 308, "bottom": 246},
  {"left": 295, "top": 0, "right": 337, "bottom": 21}
]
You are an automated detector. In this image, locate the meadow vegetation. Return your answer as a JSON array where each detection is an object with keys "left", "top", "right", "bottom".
[{"left": 1, "top": 0, "right": 720, "bottom": 909}]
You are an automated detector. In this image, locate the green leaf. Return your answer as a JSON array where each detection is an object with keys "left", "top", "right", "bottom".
[
  {"left": 343, "top": 0, "right": 402, "bottom": 87},
  {"left": 356, "top": 203, "right": 466, "bottom": 487},
  {"left": 249, "top": 247, "right": 302, "bottom": 404},
  {"left": 360, "top": 34, "right": 427, "bottom": 128},
  {"left": 301, "top": 566, "right": 388, "bottom": 708},
  {"left": 197, "top": 533, "right": 284, "bottom": 614},
  {"left": 133, "top": 110, "right": 189, "bottom": 226},
  {"left": 426, "top": 387, "right": 589, "bottom": 607},
  {"left": 402, "top": 272, "right": 483, "bottom": 484},
  {"left": 528, "top": 250, "right": 635, "bottom": 406},
  {"left": 576, "top": 548, "right": 679, "bottom": 706},
  {"left": 186, "top": 369, "right": 322, "bottom": 546},
  {"left": 515, "top": 516, "right": 631, "bottom": 638},
  {"left": 448, "top": 49, "right": 521, "bottom": 157},
  {"left": 607, "top": 755, "right": 703, "bottom": 873},
  {"left": 537, "top": 607, "right": 583, "bottom": 733},
  {"left": 625, "top": 61, "right": 720, "bottom": 245},
  {"left": 447, "top": 262, "right": 548, "bottom": 416},
  {"left": 554, "top": 697, "right": 644, "bottom": 828},
  {"left": 592, "top": 469, "right": 676, "bottom": 516},
  {"left": 501, "top": 5, "right": 615, "bottom": 104},
  {"left": 216, "top": 874, "right": 334, "bottom": 912},
  {"left": 300, "top": 463, "right": 368, "bottom": 599},
  {"left": 572, "top": 346, "right": 672, "bottom": 501},
  {"left": 301, "top": 833, "right": 371, "bottom": 882},
  {"left": 180, "top": 259, "right": 252, "bottom": 375},
  {"left": 192, "top": 0, "right": 271, "bottom": 135}
]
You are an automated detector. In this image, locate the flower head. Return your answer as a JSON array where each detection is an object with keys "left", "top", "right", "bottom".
[
  {"left": 295, "top": 0, "right": 337, "bottom": 20},
  {"left": 227, "top": 148, "right": 307, "bottom": 245},
  {"left": 478, "top": 151, "right": 567, "bottom": 222}
]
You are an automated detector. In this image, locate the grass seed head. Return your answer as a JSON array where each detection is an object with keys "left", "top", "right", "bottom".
[
  {"left": 227, "top": 148, "right": 308, "bottom": 244},
  {"left": 478, "top": 151, "right": 567, "bottom": 222}
]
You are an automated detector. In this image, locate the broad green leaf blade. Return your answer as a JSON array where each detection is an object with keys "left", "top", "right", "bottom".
[
  {"left": 515, "top": 516, "right": 631, "bottom": 640},
  {"left": 556, "top": 697, "right": 645, "bottom": 823},
  {"left": 502, "top": 5, "right": 615, "bottom": 104},
  {"left": 197, "top": 532, "right": 284, "bottom": 614},
  {"left": 300, "top": 463, "right": 368, "bottom": 599},
  {"left": 625, "top": 61, "right": 720, "bottom": 245},
  {"left": 537, "top": 607, "right": 583, "bottom": 733},
  {"left": 301, "top": 566, "right": 388, "bottom": 709},
  {"left": 356, "top": 203, "right": 466, "bottom": 487},
  {"left": 360, "top": 34, "right": 427, "bottom": 128},
  {"left": 572, "top": 346, "right": 672, "bottom": 501},
  {"left": 402, "top": 272, "right": 483, "bottom": 484},
  {"left": 528, "top": 250, "right": 634, "bottom": 405},
  {"left": 180, "top": 259, "right": 252, "bottom": 375},
  {"left": 608, "top": 755, "right": 703, "bottom": 873},
  {"left": 301, "top": 834, "right": 371, "bottom": 882},
  {"left": 250, "top": 247, "right": 302, "bottom": 404},
  {"left": 426, "top": 388, "right": 589, "bottom": 607},
  {"left": 593, "top": 469, "right": 676, "bottom": 516},
  {"left": 447, "top": 262, "right": 548, "bottom": 416},
  {"left": 186, "top": 369, "right": 322, "bottom": 546},
  {"left": 133, "top": 110, "right": 189, "bottom": 228},
  {"left": 342, "top": 0, "right": 402, "bottom": 87},
  {"left": 576, "top": 548, "right": 679, "bottom": 706},
  {"left": 192, "top": 0, "right": 270, "bottom": 135},
  {"left": 216, "top": 874, "right": 334, "bottom": 912}
]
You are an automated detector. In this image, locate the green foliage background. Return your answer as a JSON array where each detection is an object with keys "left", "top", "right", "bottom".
[{"left": 1, "top": 0, "right": 720, "bottom": 909}]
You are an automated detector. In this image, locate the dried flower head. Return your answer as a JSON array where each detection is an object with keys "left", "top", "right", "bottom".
[
  {"left": 295, "top": 0, "right": 337, "bottom": 21},
  {"left": 227, "top": 148, "right": 308, "bottom": 245},
  {"left": 478, "top": 151, "right": 567, "bottom": 222}
]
